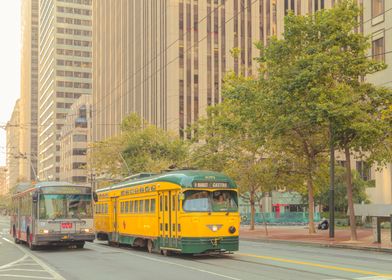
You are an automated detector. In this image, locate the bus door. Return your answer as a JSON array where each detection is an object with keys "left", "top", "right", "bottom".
[
  {"left": 110, "top": 197, "right": 119, "bottom": 243},
  {"left": 159, "top": 191, "right": 172, "bottom": 248}
]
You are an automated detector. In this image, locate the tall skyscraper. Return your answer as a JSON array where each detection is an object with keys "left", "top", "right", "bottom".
[
  {"left": 19, "top": 0, "right": 39, "bottom": 182},
  {"left": 38, "top": 0, "right": 92, "bottom": 181},
  {"left": 6, "top": 100, "right": 21, "bottom": 192},
  {"left": 92, "top": 0, "right": 335, "bottom": 142},
  {"left": 60, "top": 95, "right": 91, "bottom": 184}
]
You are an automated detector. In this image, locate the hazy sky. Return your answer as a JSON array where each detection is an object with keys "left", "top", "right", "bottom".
[{"left": 0, "top": 0, "right": 21, "bottom": 166}]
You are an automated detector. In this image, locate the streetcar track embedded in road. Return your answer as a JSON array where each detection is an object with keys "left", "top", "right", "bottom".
[{"left": 188, "top": 254, "right": 354, "bottom": 280}]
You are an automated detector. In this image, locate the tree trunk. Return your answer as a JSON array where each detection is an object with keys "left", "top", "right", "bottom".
[
  {"left": 307, "top": 177, "right": 316, "bottom": 234},
  {"left": 344, "top": 145, "right": 358, "bottom": 241},
  {"left": 250, "top": 191, "right": 256, "bottom": 230}
]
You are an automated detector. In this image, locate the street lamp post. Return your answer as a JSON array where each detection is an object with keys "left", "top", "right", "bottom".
[{"left": 329, "top": 123, "right": 335, "bottom": 238}]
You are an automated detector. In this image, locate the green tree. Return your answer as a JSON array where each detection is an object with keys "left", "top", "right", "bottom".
[
  {"left": 89, "top": 114, "right": 188, "bottom": 179},
  {"left": 316, "top": 166, "right": 370, "bottom": 214},
  {"left": 257, "top": 1, "right": 391, "bottom": 235},
  {"left": 191, "top": 74, "right": 299, "bottom": 230}
]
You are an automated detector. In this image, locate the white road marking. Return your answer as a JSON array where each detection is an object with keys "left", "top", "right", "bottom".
[
  {"left": 0, "top": 269, "right": 47, "bottom": 272},
  {"left": 0, "top": 274, "right": 54, "bottom": 279},
  {"left": 0, "top": 255, "right": 29, "bottom": 270},
  {"left": 88, "top": 242, "right": 243, "bottom": 280},
  {"left": 1, "top": 237, "right": 65, "bottom": 280}
]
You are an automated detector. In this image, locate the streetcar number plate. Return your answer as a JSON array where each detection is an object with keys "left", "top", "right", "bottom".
[{"left": 61, "top": 222, "right": 73, "bottom": 229}]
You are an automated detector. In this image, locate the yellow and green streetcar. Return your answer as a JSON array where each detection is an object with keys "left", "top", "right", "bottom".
[{"left": 94, "top": 170, "right": 240, "bottom": 255}]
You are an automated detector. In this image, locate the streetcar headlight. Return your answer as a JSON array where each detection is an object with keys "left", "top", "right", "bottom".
[
  {"left": 206, "top": 224, "right": 222, "bottom": 232},
  {"left": 229, "top": 226, "right": 236, "bottom": 234},
  {"left": 43, "top": 229, "right": 49, "bottom": 234},
  {"left": 83, "top": 228, "right": 92, "bottom": 233}
]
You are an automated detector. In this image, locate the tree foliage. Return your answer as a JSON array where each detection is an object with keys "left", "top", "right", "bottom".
[{"left": 89, "top": 114, "right": 188, "bottom": 178}]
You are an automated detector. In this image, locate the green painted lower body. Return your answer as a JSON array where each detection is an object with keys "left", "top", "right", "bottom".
[
  {"left": 108, "top": 232, "right": 239, "bottom": 254},
  {"left": 174, "top": 236, "right": 239, "bottom": 254}
]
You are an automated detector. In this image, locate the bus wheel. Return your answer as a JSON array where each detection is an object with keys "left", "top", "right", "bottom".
[
  {"left": 76, "top": 242, "right": 85, "bottom": 249},
  {"left": 147, "top": 240, "right": 153, "bottom": 253}
]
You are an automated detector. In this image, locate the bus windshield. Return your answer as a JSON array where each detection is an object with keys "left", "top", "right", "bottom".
[
  {"left": 183, "top": 190, "right": 238, "bottom": 212},
  {"left": 39, "top": 194, "right": 93, "bottom": 219}
]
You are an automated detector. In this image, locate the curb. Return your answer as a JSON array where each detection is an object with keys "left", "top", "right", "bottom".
[{"left": 240, "top": 237, "right": 392, "bottom": 253}]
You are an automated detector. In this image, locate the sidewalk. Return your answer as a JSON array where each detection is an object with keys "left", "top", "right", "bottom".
[{"left": 240, "top": 225, "right": 392, "bottom": 252}]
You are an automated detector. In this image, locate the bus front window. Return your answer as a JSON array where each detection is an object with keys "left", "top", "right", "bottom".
[{"left": 39, "top": 194, "right": 92, "bottom": 219}]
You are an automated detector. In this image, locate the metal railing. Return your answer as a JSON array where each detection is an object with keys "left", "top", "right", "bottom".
[{"left": 240, "top": 212, "right": 321, "bottom": 224}]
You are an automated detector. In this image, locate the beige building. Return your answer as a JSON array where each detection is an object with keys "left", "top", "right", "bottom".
[
  {"left": 92, "top": 0, "right": 392, "bottom": 204},
  {"left": 0, "top": 167, "right": 6, "bottom": 196},
  {"left": 60, "top": 95, "right": 91, "bottom": 184},
  {"left": 38, "top": 0, "right": 92, "bottom": 181},
  {"left": 19, "top": 0, "right": 39, "bottom": 182},
  {"left": 92, "top": 0, "right": 335, "bottom": 142},
  {"left": 362, "top": 0, "right": 392, "bottom": 204},
  {"left": 5, "top": 100, "right": 21, "bottom": 193}
]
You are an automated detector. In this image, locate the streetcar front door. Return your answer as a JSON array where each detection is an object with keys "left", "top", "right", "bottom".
[{"left": 111, "top": 197, "right": 119, "bottom": 243}]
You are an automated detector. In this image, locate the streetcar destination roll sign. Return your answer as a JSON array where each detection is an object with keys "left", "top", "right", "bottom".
[{"left": 193, "top": 182, "right": 229, "bottom": 188}]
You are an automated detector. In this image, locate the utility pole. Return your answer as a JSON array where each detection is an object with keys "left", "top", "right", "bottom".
[{"left": 329, "top": 123, "right": 335, "bottom": 238}]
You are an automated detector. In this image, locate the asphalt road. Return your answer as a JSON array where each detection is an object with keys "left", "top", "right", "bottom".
[{"left": 1, "top": 216, "right": 391, "bottom": 280}]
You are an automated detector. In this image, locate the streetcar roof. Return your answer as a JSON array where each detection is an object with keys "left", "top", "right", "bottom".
[{"left": 97, "top": 170, "right": 237, "bottom": 192}]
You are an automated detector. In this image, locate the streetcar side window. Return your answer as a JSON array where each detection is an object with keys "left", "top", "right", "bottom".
[
  {"left": 130, "top": 201, "right": 133, "bottom": 213},
  {"left": 139, "top": 200, "right": 144, "bottom": 213},
  {"left": 145, "top": 199, "right": 149, "bottom": 213},
  {"left": 150, "top": 199, "right": 156, "bottom": 213},
  {"left": 125, "top": 201, "right": 129, "bottom": 213},
  {"left": 134, "top": 201, "right": 139, "bottom": 213}
]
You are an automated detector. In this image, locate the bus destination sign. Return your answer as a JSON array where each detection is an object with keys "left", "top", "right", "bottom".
[
  {"left": 193, "top": 182, "right": 229, "bottom": 188},
  {"left": 41, "top": 186, "right": 91, "bottom": 194}
]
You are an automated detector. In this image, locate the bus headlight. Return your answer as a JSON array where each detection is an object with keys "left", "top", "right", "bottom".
[
  {"left": 83, "top": 228, "right": 92, "bottom": 233},
  {"left": 43, "top": 229, "right": 49, "bottom": 234}
]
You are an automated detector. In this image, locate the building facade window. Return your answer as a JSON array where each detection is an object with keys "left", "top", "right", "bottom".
[
  {"left": 372, "top": 0, "right": 384, "bottom": 18},
  {"left": 372, "top": 36, "right": 385, "bottom": 62}
]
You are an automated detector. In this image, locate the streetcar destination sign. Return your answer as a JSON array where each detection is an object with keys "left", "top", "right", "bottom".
[{"left": 193, "top": 182, "right": 229, "bottom": 188}]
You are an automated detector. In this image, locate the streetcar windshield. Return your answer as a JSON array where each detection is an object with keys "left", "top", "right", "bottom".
[
  {"left": 39, "top": 194, "right": 93, "bottom": 219},
  {"left": 183, "top": 190, "right": 238, "bottom": 212}
]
